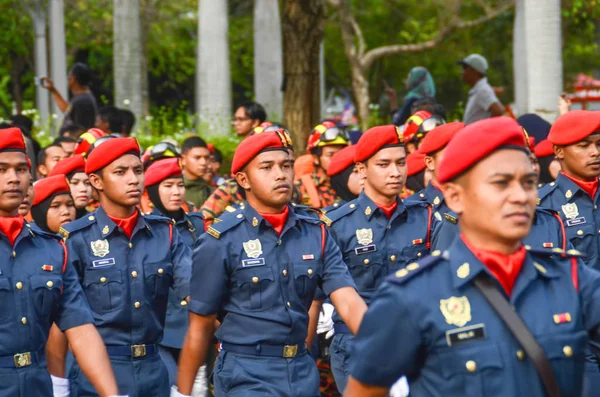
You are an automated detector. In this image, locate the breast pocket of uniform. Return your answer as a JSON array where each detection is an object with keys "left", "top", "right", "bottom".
[
  {"left": 398, "top": 245, "right": 428, "bottom": 269},
  {"left": 143, "top": 261, "right": 174, "bottom": 301},
  {"left": 30, "top": 275, "right": 63, "bottom": 318},
  {"left": 292, "top": 260, "right": 321, "bottom": 304},
  {"left": 233, "top": 266, "right": 276, "bottom": 311},
  {"left": 439, "top": 343, "right": 505, "bottom": 396},
  {"left": 566, "top": 224, "right": 595, "bottom": 253},
  {"left": 83, "top": 268, "right": 124, "bottom": 313},
  {"left": 538, "top": 331, "right": 587, "bottom": 394},
  {"left": 346, "top": 252, "right": 385, "bottom": 291},
  {"left": 0, "top": 278, "right": 12, "bottom": 321}
]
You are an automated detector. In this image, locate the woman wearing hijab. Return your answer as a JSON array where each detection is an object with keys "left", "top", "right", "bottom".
[
  {"left": 30, "top": 175, "right": 76, "bottom": 234},
  {"left": 324, "top": 146, "right": 362, "bottom": 214},
  {"left": 534, "top": 139, "right": 561, "bottom": 185},
  {"left": 49, "top": 154, "right": 92, "bottom": 219},
  {"left": 389, "top": 67, "right": 436, "bottom": 126}
]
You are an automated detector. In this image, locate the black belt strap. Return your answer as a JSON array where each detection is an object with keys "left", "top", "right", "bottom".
[{"left": 473, "top": 273, "right": 561, "bottom": 397}]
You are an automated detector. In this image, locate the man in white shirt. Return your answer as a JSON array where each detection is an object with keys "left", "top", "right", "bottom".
[{"left": 458, "top": 54, "right": 504, "bottom": 124}]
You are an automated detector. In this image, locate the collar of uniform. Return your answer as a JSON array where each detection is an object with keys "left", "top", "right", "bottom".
[
  {"left": 150, "top": 207, "right": 188, "bottom": 227},
  {"left": 94, "top": 206, "right": 152, "bottom": 238},
  {"left": 555, "top": 172, "right": 600, "bottom": 202},
  {"left": 424, "top": 182, "right": 444, "bottom": 207},
  {"left": 242, "top": 202, "right": 299, "bottom": 235},
  {"left": 183, "top": 175, "right": 209, "bottom": 188},
  {"left": 11, "top": 221, "right": 35, "bottom": 249},
  {"left": 357, "top": 191, "right": 406, "bottom": 221}
]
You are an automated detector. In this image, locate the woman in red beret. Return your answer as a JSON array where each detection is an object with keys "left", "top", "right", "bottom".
[
  {"left": 325, "top": 145, "right": 362, "bottom": 213},
  {"left": 534, "top": 139, "right": 561, "bottom": 185},
  {"left": 30, "top": 175, "right": 76, "bottom": 234},
  {"left": 50, "top": 154, "right": 92, "bottom": 219}
]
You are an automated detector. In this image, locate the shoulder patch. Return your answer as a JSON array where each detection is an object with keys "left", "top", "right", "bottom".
[
  {"left": 324, "top": 200, "right": 359, "bottom": 225},
  {"left": 143, "top": 213, "right": 172, "bottom": 224},
  {"left": 207, "top": 211, "right": 245, "bottom": 239},
  {"left": 537, "top": 182, "right": 558, "bottom": 203},
  {"left": 58, "top": 227, "right": 69, "bottom": 239},
  {"left": 293, "top": 204, "right": 322, "bottom": 220},
  {"left": 28, "top": 223, "right": 63, "bottom": 241},
  {"left": 62, "top": 213, "right": 97, "bottom": 234},
  {"left": 525, "top": 245, "right": 583, "bottom": 258},
  {"left": 444, "top": 212, "right": 457, "bottom": 224},
  {"left": 387, "top": 250, "right": 446, "bottom": 285}
]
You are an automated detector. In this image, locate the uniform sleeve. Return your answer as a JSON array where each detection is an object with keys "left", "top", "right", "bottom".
[
  {"left": 320, "top": 227, "right": 356, "bottom": 296},
  {"left": 188, "top": 233, "right": 229, "bottom": 316},
  {"left": 350, "top": 282, "right": 423, "bottom": 387},
  {"left": 55, "top": 243, "right": 94, "bottom": 331},
  {"left": 431, "top": 219, "right": 458, "bottom": 251},
  {"left": 170, "top": 226, "right": 192, "bottom": 299}
]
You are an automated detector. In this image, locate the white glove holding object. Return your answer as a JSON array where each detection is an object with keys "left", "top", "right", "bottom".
[{"left": 316, "top": 303, "right": 335, "bottom": 340}]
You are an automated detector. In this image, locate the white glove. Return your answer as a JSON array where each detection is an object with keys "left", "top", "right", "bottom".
[
  {"left": 51, "top": 375, "right": 70, "bottom": 397},
  {"left": 316, "top": 303, "right": 335, "bottom": 340},
  {"left": 170, "top": 385, "right": 191, "bottom": 397},
  {"left": 191, "top": 364, "right": 208, "bottom": 397},
  {"left": 389, "top": 376, "right": 410, "bottom": 397}
]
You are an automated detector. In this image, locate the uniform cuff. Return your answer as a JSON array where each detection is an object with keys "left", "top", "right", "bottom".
[
  {"left": 57, "top": 311, "right": 94, "bottom": 332},
  {"left": 188, "top": 299, "right": 219, "bottom": 316},
  {"left": 323, "top": 279, "right": 356, "bottom": 298}
]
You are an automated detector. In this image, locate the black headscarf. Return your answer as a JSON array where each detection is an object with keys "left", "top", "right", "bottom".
[
  {"left": 31, "top": 193, "right": 69, "bottom": 233},
  {"left": 406, "top": 170, "right": 426, "bottom": 192},
  {"left": 330, "top": 165, "right": 358, "bottom": 202},
  {"left": 538, "top": 155, "right": 556, "bottom": 185},
  {"left": 147, "top": 181, "right": 185, "bottom": 222}
]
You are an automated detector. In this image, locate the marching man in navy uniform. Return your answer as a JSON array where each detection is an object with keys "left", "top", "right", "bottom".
[
  {"left": 173, "top": 129, "right": 367, "bottom": 397},
  {"left": 322, "top": 124, "right": 436, "bottom": 392},
  {"left": 0, "top": 128, "right": 123, "bottom": 397},
  {"left": 47, "top": 137, "right": 192, "bottom": 396},
  {"left": 344, "top": 117, "right": 600, "bottom": 397}
]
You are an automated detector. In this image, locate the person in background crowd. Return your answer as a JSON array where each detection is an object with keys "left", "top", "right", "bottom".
[
  {"left": 119, "top": 108, "right": 136, "bottom": 136},
  {"left": 181, "top": 136, "right": 214, "bottom": 209},
  {"left": 387, "top": 67, "right": 436, "bottom": 126},
  {"left": 325, "top": 145, "right": 362, "bottom": 213},
  {"left": 534, "top": 139, "right": 561, "bottom": 185},
  {"left": 96, "top": 106, "right": 122, "bottom": 135},
  {"left": 404, "top": 151, "right": 429, "bottom": 194},
  {"left": 50, "top": 155, "right": 92, "bottom": 219},
  {"left": 37, "top": 144, "right": 67, "bottom": 178},
  {"left": 402, "top": 110, "right": 445, "bottom": 154},
  {"left": 59, "top": 123, "right": 86, "bottom": 139},
  {"left": 526, "top": 136, "right": 540, "bottom": 179},
  {"left": 53, "top": 136, "right": 77, "bottom": 158},
  {"left": 18, "top": 179, "right": 35, "bottom": 219},
  {"left": 517, "top": 113, "right": 552, "bottom": 144},
  {"left": 410, "top": 97, "right": 447, "bottom": 121},
  {"left": 458, "top": 53, "right": 504, "bottom": 124},
  {"left": 42, "top": 62, "right": 98, "bottom": 130},
  {"left": 30, "top": 175, "right": 76, "bottom": 234},
  {"left": 232, "top": 101, "right": 267, "bottom": 138},
  {"left": 209, "top": 146, "right": 225, "bottom": 186},
  {"left": 296, "top": 121, "right": 350, "bottom": 208},
  {"left": 74, "top": 128, "right": 107, "bottom": 157}
]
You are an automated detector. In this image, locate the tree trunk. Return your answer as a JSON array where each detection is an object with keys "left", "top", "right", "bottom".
[
  {"left": 282, "top": 0, "right": 325, "bottom": 154},
  {"left": 113, "top": 0, "right": 143, "bottom": 118},
  {"left": 351, "top": 65, "right": 370, "bottom": 131},
  {"left": 197, "top": 0, "right": 231, "bottom": 135},
  {"left": 523, "top": 0, "right": 562, "bottom": 121},
  {"left": 29, "top": 2, "right": 50, "bottom": 127},
  {"left": 512, "top": 0, "right": 527, "bottom": 115},
  {"left": 49, "top": 0, "right": 68, "bottom": 133},
  {"left": 11, "top": 57, "right": 25, "bottom": 114},
  {"left": 254, "top": 0, "right": 283, "bottom": 120}
]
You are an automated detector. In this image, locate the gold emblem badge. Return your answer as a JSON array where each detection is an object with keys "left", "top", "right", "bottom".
[
  {"left": 102, "top": 225, "right": 109, "bottom": 234},
  {"left": 434, "top": 212, "right": 442, "bottom": 221},
  {"left": 433, "top": 197, "right": 441, "bottom": 206},
  {"left": 457, "top": 263, "right": 470, "bottom": 279},
  {"left": 365, "top": 206, "right": 372, "bottom": 216},
  {"left": 90, "top": 239, "right": 110, "bottom": 258},
  {"left": 561, "top": 203, "right": 579, "bottom": 219},
  {"left": 252, "top": 217, "right": 258, "bottom": 227},
  {"left": 355, "top": 228, "right": 373, "bottom": 246},
  {"left": 243, "top": 239, "right": 263, "bottom": 259},
  {"left": 440, "top": 296, "right": 472, "bottom": 327},
  {"left": 565, "top": 190, "right": 573, "bottom": 199}
]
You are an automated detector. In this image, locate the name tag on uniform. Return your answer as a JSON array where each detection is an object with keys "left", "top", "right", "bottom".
[
  {"left": 355, "top": 244, "right": 376, "bottom": 255},
  {"left": 566, "top": 217, "right": 586, "bottom": 227},
  {"left": 242, "top": 258, "right": 265, "bottom": 268},
  {"left": 445, "top": 323, "right": 486, "bottom": 347},
  {"left": 92, "top": 258, "right": 115, "bottom": 268}
]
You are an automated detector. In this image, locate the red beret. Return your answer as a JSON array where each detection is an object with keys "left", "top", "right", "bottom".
[
  {"left": 547, "top": 110, "right": 600, "bottom": 145},
  {"left": 327, "top": 145, "right": 356, "bottom": 177},
  {"left": 74, "top": 128, "right": 107, "bottom": 156},
  {"left": 438, "top": 117, "right": 526, "bottom": 183},
  {"left": 534, "top": 139, "right": 554, "bottom": 158},
  {"left": 231, "top": 129, "right": 293, "bottom": 174},
  {"left": 418, "top": 122, "right": 465, "bottom": 155},
  {"left": 144, "top": 158, "right": 183, "bottom": 187},
  {"left": 354, "top": 125, "right": 403, "bottom": 163},
  {"left": 32, "top": 175, "right": 70, "bottom": 207},
  {"left": 0, "top": 127, "right": 27, "bottom": 153},
  {"left": 85, "top": 137, "right": 140, "bottom": 174},
  {"left": 49, "top": 155, "right": 86, "bottom": 178},
  {"left": 407, "top": 151, "right": 426, "bottom": 176}
]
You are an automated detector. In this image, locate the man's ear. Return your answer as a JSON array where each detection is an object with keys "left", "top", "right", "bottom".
[
  {"left": 356, "top": 161, "right": 367, "bottom": 179},
  {"left": 442, "top": 181, "right": 465, "bottom": 215},
  {"left": 235, "top": 171, "right": 251, "bottom": 190},
  {"left": 553, "top": 145, "right": 564, "bottom": 160},
  {"left": 424, "top": 156, "right": 435, "bottom": 172},
  {"left": 37, "top": 165, "right": 48, "bottom": 177},
  {"left": 88, "top": 173, "right": 104, "bottom": 192}
]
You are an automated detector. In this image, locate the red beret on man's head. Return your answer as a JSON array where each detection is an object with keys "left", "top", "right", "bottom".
[
  {"left": 407, "top": 151, "right": 426, "bottom": 177},
  {"left": 0, "top": 127, "right": 27, "bottom": 153},
  {"left": 438, "top": 117, "right": 527, "bottom": 183},
  {"left": 547, "top": 110, "right": 600, "bottom": 146},
  {"left": 327, "top": 145, "right": 356, "bottom": 177},
  {"left": 144, "top": 158, "right": 183, "bottom": 187},
  {"left": 418, "top": 122, "right": 465, "bottom": 155},
  {"left": 354, "top": 125, "right": 403, "bottom": 163},
  {"left": 231, "top": 129, "right": 293, "bottom": 174},
  {"left": 85, "top": 137, "right": 140, "bottom": 175},
  {"left": 534, "top": 139, "right": 554, "bottom": 158},
  {"left": 32, "top": 175, "right": 70, "bottom": 207},
  {"left": 49, "top": 155, "right": 86, "bottom": 178}
]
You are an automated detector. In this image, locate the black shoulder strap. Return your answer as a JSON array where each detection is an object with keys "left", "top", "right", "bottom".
[{"left": 473, "top": 273, "right": 561, "bottom": 397}]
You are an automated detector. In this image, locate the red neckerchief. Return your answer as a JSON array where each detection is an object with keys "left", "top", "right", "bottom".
[
  {"left": 561, "top": 172, "right": 599, "bottom": 199},
  {"left": 259, "top": 205, "right": 289, "bottom": 236},
  {"left": 375, "top": 200, "right": 398, "bottom": 219},
  {"left": 107, "top": 210, "right": 139, "bottom": 239},
  {"left": 0, "top": 216, "right": 24, "bottom": 246},
  {"left": 461, "top": 235, "right": 526, "bottom": 297}
]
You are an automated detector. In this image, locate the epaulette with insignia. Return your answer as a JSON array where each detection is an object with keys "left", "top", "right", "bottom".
[
  {"left": 322, "top": 200, "right": 359, "bottom": 227},
  {"left": 537, "top": 182, "right": 558, "bottom": 205},
  {"left": 206, "top": 211, "right": 245, "bottom": 239},
  {"left": 293, "top": 204, "right": 322, "bottom": 220},
  {"left": 524, "top": 245, "right": 584, "bottom": 258},
  {"left": 444, "top": 212, "right": 458, "bottom": 224},
  {"left": 27, "top": 222, "right": 62, "bottom": 241},
  {"left": 62, "top": 213, "right": 97, "bottom": 235},
  {"left": 143, "top": 213, "right": 172, "bottom": 224},
  {"left": 387, "top": 250, "right": 446, "bottom": 285}
]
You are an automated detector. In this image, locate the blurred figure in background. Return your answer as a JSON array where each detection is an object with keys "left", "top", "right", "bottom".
[
  {"left": 386, "top": 67, "right": 436, "bottom": 126},
  {"left": 232, "top": 101, "right": 267, "bottom": 138}
]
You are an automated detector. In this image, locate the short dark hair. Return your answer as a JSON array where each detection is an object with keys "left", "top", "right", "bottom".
[
  {"left": 181, "top": 136, "right": 208, "bottom": 155},
  {"left": 119, "top": 108, "right": 136, "bottom": 136},
  {"left": 69, "top": 63, "right": 92, "bottom": 87},
  {"left": 53, "top": 136, "right": 77, "bottom": 145},
  {"left": 59, "top": 123, "right": 85, "bottom": 138},
  {"left": 37, "top": 144, "right": 63, "bottom": 166},
  {"left": 237, "top": 101, "right": 267, "bottom": 123},
  {"left": 212, "top": 147, "right": 223, "bottom": 163},
  {"left": 9, "top": 114, "right": 33, "bottom": 136},
  {"left": 411, "top": 97, "right": 446, "bottom": 120},
  {"left": 98, "top": 106, "right": 122, "bottom": 133}
]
